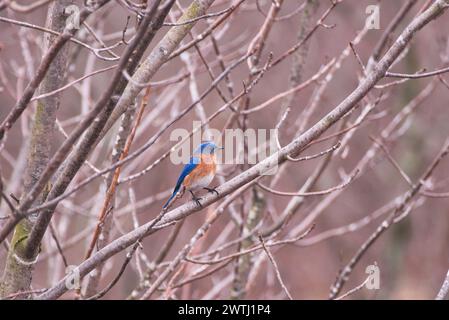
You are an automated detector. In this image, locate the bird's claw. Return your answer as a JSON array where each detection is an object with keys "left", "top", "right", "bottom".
[
  {"left": 189, "top": 191, "right": 203, "bottom": 207},
  {"left": 193, "top": 197, "right": 203, "bottom": 207},
  {"left": 203, "top": 187, "right": 219, "bottom": 196}
]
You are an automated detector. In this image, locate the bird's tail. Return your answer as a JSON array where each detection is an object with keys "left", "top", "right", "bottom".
[{"left": 163, "top": 184, "right": 181, "bottom": 209}]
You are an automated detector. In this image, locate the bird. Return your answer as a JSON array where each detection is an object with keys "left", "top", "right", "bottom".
[{"left": 163, "top": 141, "right": 223, "bottom": 209}]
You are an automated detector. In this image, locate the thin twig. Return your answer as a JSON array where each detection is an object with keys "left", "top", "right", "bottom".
[
  {"left": 435, "top": 269, "right": 449, "bottom": 300},
  {"left": 335, "top": 276, "right": 370, "bottom": 300},
  {"left": 257, "top": 169, "right": 359, "bottom": 197},
  {"left": 259, "top": 235, "right": 292, "bottom": 300}
]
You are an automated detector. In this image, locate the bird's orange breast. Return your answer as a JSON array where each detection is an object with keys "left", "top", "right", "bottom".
[{"left": 183, "top": 154, "right": 216, "bottom": 188}]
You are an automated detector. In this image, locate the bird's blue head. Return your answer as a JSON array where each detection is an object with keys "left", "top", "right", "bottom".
[{"left": 194, "top": 141, "right": 223, "bottom": 155}]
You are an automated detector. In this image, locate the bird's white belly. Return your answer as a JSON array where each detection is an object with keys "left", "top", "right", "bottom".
[{"left": 186, "top": 174, "right": 214, "bottom": 191}]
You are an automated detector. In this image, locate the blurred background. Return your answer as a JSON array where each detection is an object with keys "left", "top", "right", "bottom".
[{"left": 0, "top": 0, "right": 449, "bottom": 299}]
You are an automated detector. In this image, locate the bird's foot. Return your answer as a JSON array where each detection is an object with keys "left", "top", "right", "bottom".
[
  {"left": 203, "top": 187, "right": 219, "bottom": 196},
  {"left": 190, "top": 191, "right": 203, "bottom": 207},
  {"left": 193, "top": 196, "right": 203, "bottom": 207}
]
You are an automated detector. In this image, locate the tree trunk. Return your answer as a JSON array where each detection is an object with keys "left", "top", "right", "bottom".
[{"left": 0, "top": 0, "right": 72, "bottom": 297}]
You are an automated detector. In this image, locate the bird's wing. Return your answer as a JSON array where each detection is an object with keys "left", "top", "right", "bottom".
[
  {"left": 163, "top": 157, "right": 200, "bottom": 208},
  {"left": 174, "top": 156, "right": 200, "bottom": 191}
]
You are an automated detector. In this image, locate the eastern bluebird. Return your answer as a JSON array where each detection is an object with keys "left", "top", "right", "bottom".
[{"left": 163, "top": 141, "right": 223, "bottom": 209}]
